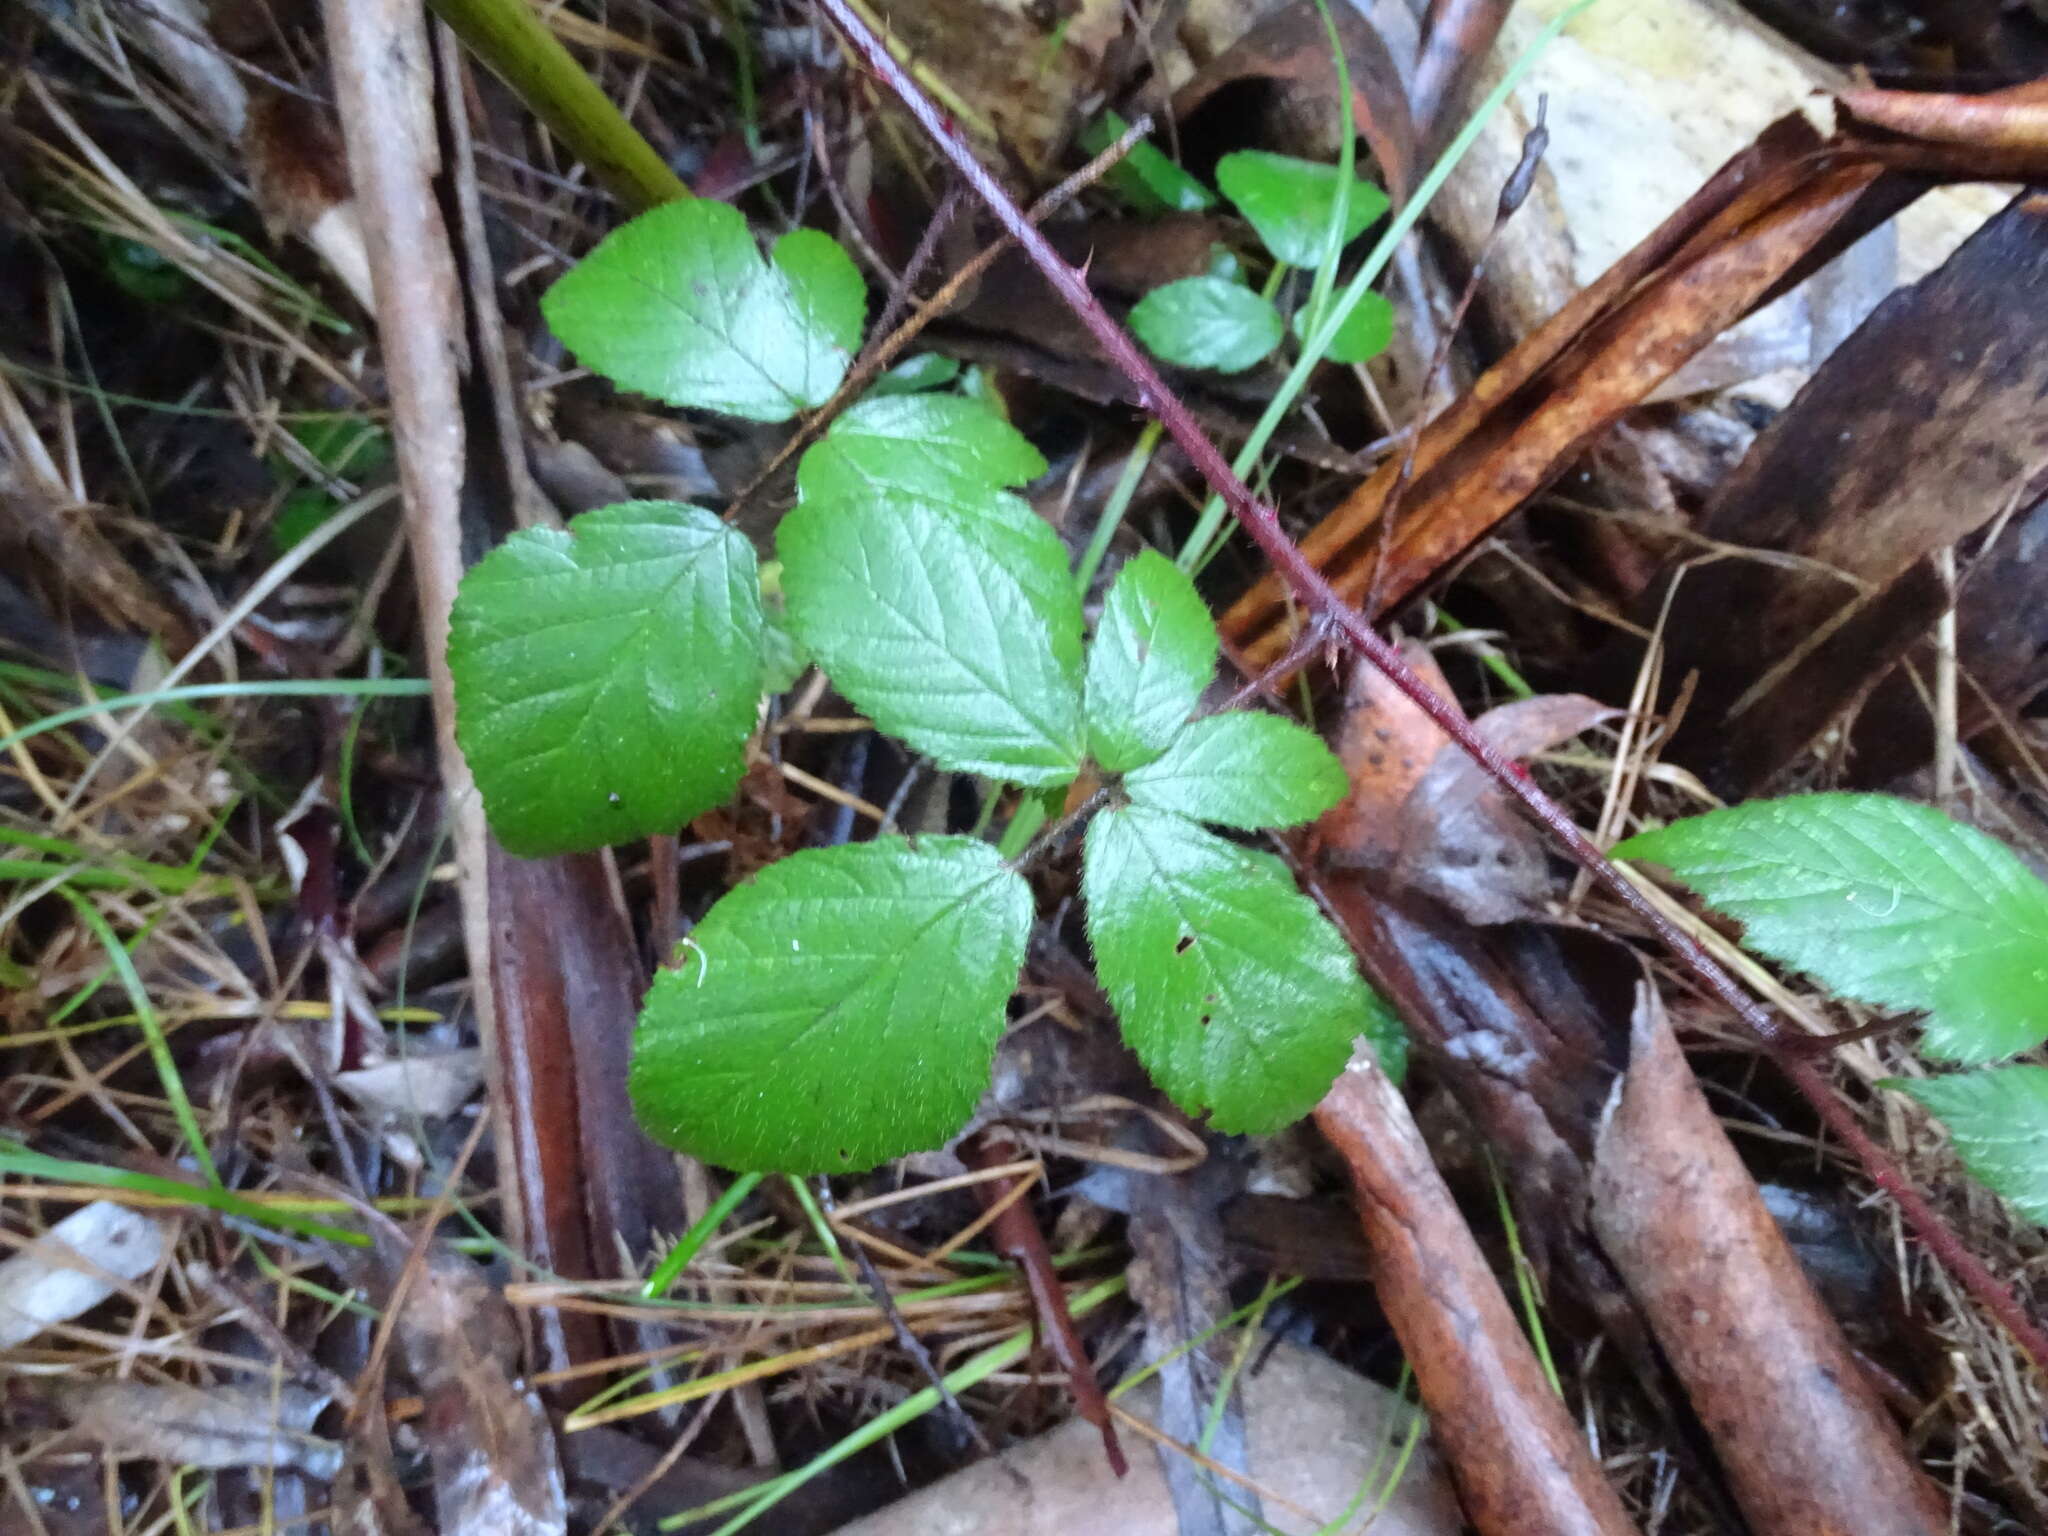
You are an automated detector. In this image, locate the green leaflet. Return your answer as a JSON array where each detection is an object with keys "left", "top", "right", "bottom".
[
  {"left": 1126, "top": 712, "right": 1348, "bottom": 830},
  {"left": 1129, "top": 276, "right": 1284, "bottom": 374},
  {"left": 541, "top": 200, "right": 863, "bottom": 423},
  {"left": 1084, "top": 550, "right": 1216, "bottom": 773},
  {"left": 1294, "top": 289, "right": 1395, "bottom": 365},
  {"left": 868, "top": 352, "right": 962, "bottom": 395},
  {"left": 630, "top": 837, "right": 1033, "bottom": 1172},
  {"left": 449, "top": 501, "right": 763, "bottom": 856},
  {"left": 1615, "top": 793, "right": 2048, "bottom": 1064},
  {"left": 779, "top": 489, "right": 1085, "bottom": 784},
  {"left": 797, "top": 394, "right": 1048, "bottom": 509},
  {"left": 1079, "top": 111, "right": 1216, "bottom": 215},
  {"left": 1084, "top": 806, "right": 1399, "bottom": 1131},
  {"left": 782, "top": 396, "right": 1082, "bottom": 784},
  {"left": 1215, "top": 151, "right": 1390, "bottom": 269},
  {"left": 1892, "top": 1067, "right": 2048, "bottom": 1225}
]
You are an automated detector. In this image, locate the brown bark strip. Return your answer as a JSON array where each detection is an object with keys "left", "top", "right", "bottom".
[
  {"left": 1840, "top": 76, "right": 2048, "bottom": 152},
  {"left": 1596, "top": 189, "right": 2048, "bottom": 795},
  {"left": 325, "top": 0, "right": 680, "bottom": 1381},
  {"left": 1221, "top": 115, "right": 1899, "bottom": 666},
  {"left": 961, "top": 1129, "right": 1127, "bottom": 1477},
  {"left": 1591, "top": 990, "right": 1948, "bottom": 1536},
  {"left": 1316, "top": 1060, "right": 1640, "bottom": 1536}
]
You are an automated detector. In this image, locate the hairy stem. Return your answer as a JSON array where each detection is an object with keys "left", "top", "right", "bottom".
[{"left": 815, "top": 0, "right": 2048, "bottom": 1368}]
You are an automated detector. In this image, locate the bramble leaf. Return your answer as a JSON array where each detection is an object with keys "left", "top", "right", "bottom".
[
  {"left": 1295, "top": 289, "right": 1395, "bottom": 365},
  {"left": 797, "top": 394, "right": 1048, "bottom": 509},
  {"left": 868, "top": 352, "right": 961, "bottom": 395},
  {"left": 1892, "top": 1068, "right": 2048, "bottom": 1225},
  {"left": 631, "top": 837, "right": 1032, "bottom": 1172},
  {"left": 540, "top": 200, "right": 863, "bottom": 423},
  {"left": 1614, "top": 793, "right": 2048, "bottom": 1064},
  {"left": 1080, "top": 112, "right": 1217, "bottom": 215},
  {"left": 1216, "top": 151, "right": 1390, "bottom": 268},
  {"left": 1084, "top": 805, "right": 1400, "bottom": 1131},
  {"left": 1085, "top": 550, "right": 1216, "bottom": 773},
  {"left": 449, "top": 502, "right": 763, "bottom": 857},
  {"left": 1126, "top": 712, "right": 1347, "bottom": 830},
  {"left": 779, "top": 487, "right": 1085, "bottom": 784},
  {"left": 1129, "top": 276, "right": 1284, "bottom": 374}
]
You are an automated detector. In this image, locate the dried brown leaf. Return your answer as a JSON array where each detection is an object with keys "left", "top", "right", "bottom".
[
  {"left": 0, "top": 1202, "right": 167, "bottom": 1349},
  {"left": 61, "top": 1380, "right": 340, "bottom": 1479}
]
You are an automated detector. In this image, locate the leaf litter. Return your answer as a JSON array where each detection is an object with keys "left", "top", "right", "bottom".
[{"left": 4, "top": 0, "right": 2048, "bottom": 1531}]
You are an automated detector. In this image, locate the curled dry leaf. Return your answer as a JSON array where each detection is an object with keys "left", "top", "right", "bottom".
[
  {"left": 1601, "top": 189, "right": 2048, "bottom": 794},
  {"left": 1167, "top": 0, "right": 1417, "bottom": 206},
  {"left": 1319, "top": 641, "right": 1612, "bottom": 923},
  {"left": 335, "top": 1047, "right": 486, "bottom": 1121},
  {"left": 378, "top": 1240, "right": 568, "bottom": 1536},
  {"left": 1316, "top": 1056, "right": 1639, "bottom": 1536},
  {"left": 0, "top": 1201, "right": 167, "bottom": 1349},
  {"left": 1590, "top": 987, "right": 1947, "bottom": 1536},
  {"left": 59, "top": 1379, "right": 340, "bottom": 1480}
]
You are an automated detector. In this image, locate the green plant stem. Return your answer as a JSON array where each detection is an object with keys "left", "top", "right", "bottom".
[
  {"left": 1490, "top": 1154, "right": 1560, "bottom": 1394},
  {"left": 1177, "top": 7, "right": 1581, "bottom": 571},
  {"left": 643, "top": 1171, "right": 764, "bottom": 1297},
  {"left": 58, "top": 889, "right": 219, "bottom": 1188},
  {"left": 1298, "top": 0, "right": 1356, "bottom": 351},
  {"left": 1074, "top": 419, "right": 1163, "bottom": 594},
  {"left": 994, "top": 787, "right": 1054, "bottom": 859},
  {"left": 0, "top": 1144, "right": 366, "bottom": 1247},
  {"left": 787, "top": 1174, "right": 859, "bottom": 1290},
  {"left": 427, "top": 0, "right": 692, "bottom": 211},
  {"left": 668, "top": 1273, "right": 1127, "bottom": 1533}
]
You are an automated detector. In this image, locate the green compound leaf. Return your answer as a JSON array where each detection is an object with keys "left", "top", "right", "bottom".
[
  {"left": 1892, "top": 1067, "right": 2048, "bottom": 1225},
  {"left": 540, "top": 200, "right": 863, "bottom": 423},
  {"left": 1085, "top": 550, "right": 1217, "bottom": 773},
  {"left": 780, "top": 487, "right": 1085, "bottom": 784},
  {"left": 1216, "top": 151, "right": 1391, "bottom": 268},
  {"left": 1126, "top": 712, "right": 1347, "bottom": 830},
  {"left": 1614, "top": 793, "right": 2048, "bottom": 1064},
  {"left": 1295, "top": 289, "right": 1396, "bottom": 365},
  {"left": 632, "top": 837, "right": 1032, "bottom": 1173},
  {"left": 1129, "top": 276, "right": 1284, "bottom": 374},
  {"left": 450, "top": 502, "right": 763, "bottom": 857},
  {"left": 798, "top": 394, "right": 1048, "bottom": 508},
  {"left": 1084, "top": 806, "right": 1399, "bottom": 1132},
  {"left": 1080, "top": 111, "right": 1217, "bottom": 215}
]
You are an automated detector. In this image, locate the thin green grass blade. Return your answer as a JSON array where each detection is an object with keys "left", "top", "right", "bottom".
[
  {"left": 58, "top": 888, "right": 219, "bottom": 1188},
  {"left": 0, "top": 1144, "right": 367, "bottom": 1247},
  {"left": 1180, "top": 0, "right": 1591, "bottom": 569},
  {"left": 666, "top": 1275, "right": 1128, "bottom": 1533}
]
